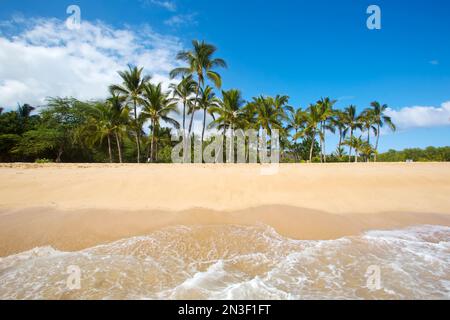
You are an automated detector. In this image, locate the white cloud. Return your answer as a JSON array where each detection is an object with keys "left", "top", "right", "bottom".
[
  {"left": 141, "top": 0, "right": 177, "bottom": 11},
  {"left": 0, "top": 18, "right": 183, "bottom": 107},
  {"left": 385, "top": 101, "right": 450, "bottom": 130},
  {"left": 164, "top": 13, "right": 198, "bottom": 27}
]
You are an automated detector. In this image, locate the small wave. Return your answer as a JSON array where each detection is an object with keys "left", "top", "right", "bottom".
[{"left": 0, "top": 224, "right": 449, "bottom": 300}]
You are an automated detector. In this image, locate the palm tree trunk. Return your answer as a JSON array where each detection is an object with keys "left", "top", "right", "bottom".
[
  {"left": 348, "top": 129, "right": 353, "bottom": 163},
  {"left": 107, "top": 135, "right": 113, "bottom": 163},
  {"left": 150, "top": 121, "right": 156, "bottom": 163},
  {"left": 188, "top": 84, "right": 200, "bottom": 134},
  {"left": 375, "top": 123, "right": 380, "bottom": 162},
  {"left": 319, "top": 122, "right": 323, "bottom": 163},
  {"left": 309, "top": 130, "right": 316, "bottom": 162},
  {"left": 114, "top": 132, "right": 123, "bottom": 163},
  {"left": 182, "top": 101, "right": 186, "bottom": 132},
  {"left": 229, "top": 124, "right": 234, "bottom": 163},
  {"left": 322, "top": 125, "right": 327, "bottom": 163},
  {"left": 201, "top": 108, "right": 207, "bottom": 146},
  {"left": 133, "top": 99, "right": 141, "bottom": 163},
  {"left": 338, "top": 129, "right": 343, "bottom": 158}
]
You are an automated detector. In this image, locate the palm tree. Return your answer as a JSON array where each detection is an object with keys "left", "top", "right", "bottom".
[
  {"left": 252, "top": 96, "right": 284, "bottom": 134},
  {"left": 210, "top": 89, "right": 245, "bottom": 133},
  {"left": 370, "top": 101, "right": 396, "bottom": 161},
  {"left": 141, "top": 83, "right": 180, "bottom": 162},
  {"left": 16, "top": 103, "right": 36, "bottom": 132},
  {"left": 110, "top": 65, "right": 151, "bottom": 163},
  {"left": 81, "top": 102, "right": 117, "bottom": 163},
  {"left": 106, "top": 93, "right": 129, "bottom": 163},
  {"left": 209, "top": 89, "right": 245, "bottom": 161},
  {"left": 294, "top": 103, "right": 322, "bottom": 162},
  {"left": 170, "top": 40, "right": 227, "bottom": 134},
  {"left": 360, "top": 108, "right": 378, "bottom": 145},
  {"left": 198, "top": 86, "right": 220, "bottom": 144},
  {"left": 342, "top": 136, "right": 367, "bottom": 163},
  {"left": 285, "top": 107, "right": 307, "bottom": 161},
  {"left": 0, "top": 107, "right": 3, "bottom": 114},
  {"left": 169, "top": 75, "right": 197, "bottom": 132},
  {"left": 342, "top": 105, "right": 362, "bottom": 162},
  {"left": 331, "top": 110, "right": 347, "bottom": 158},
  {"left": 316, "top": 97, "right": 336, "bottom": 162}
]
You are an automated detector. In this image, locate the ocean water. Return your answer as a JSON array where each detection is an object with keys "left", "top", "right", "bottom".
[{"left": 0, "top": 224, "right": 449, "bottom": 300}]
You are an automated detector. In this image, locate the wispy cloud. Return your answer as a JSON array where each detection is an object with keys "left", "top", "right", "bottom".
[
  {"left": 141, "top": 0, "right": 177, "bottom": 12},
  {"left": 164, "top": 13, "right": 198, "bottom": 27},
  {"left": 429, "top": 60, "right": 439, "bottom": 65},
  {"left": 385, "top": 101, "right": 450, "bottom": 130},
  {"left": 0, "top": 17, "right": 183, "bottom": 107}
]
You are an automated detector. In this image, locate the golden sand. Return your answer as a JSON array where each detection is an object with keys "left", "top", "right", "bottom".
[{"left": 0, "top": 163, "right": 450, "bottom": 256}]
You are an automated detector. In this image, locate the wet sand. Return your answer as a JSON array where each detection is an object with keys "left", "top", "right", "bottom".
[{"left": 1, "top": 163, "right": 450, "bottom": 256}]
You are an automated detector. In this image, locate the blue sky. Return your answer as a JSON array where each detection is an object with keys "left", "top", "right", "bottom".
[{"left": 1, "top": 0, "right": 450, "bottom": 151}]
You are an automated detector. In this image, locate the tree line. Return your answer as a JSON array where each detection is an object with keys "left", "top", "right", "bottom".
[{"left": 1, "top": 40, "right": 442, "bottom": 164}]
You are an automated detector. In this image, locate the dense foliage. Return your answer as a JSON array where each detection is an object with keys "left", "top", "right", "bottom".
[{"left": 0, "top": 40, "right": 446, "bottom": 163}]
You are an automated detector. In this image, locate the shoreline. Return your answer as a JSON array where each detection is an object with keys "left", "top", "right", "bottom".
[
  {"left": 1, "top": 205, "right": 450, "bottom": 257},
  {"left": 1, "top": 163, "right": 450, "bottom": 256}
]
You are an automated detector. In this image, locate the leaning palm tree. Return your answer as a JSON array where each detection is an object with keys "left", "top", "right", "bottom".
[
  {"left": 370, "top": 101, "right": 396, "bottom": 161},
  {"left": 141, "top": 83, "right": 180, "bottom": 162},
  {"left": 110, "top": 65, "right": 150, "bottom": 163},
  {"left": 342, "top": 105, "right": 362, "bottom": 162},
  {"left": 169, "top": 75, "right": 197, "bottom": 132},
  {"left": 170, "top": 40, "right": 227, "bottom": 134}
]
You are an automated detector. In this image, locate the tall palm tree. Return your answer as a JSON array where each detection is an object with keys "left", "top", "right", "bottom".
[
  {"left": 198, "top": 86, "right": 220, "bottom": 144},
  {"left": 342, "top": 105, "right": 362, "bottom": 162},
  {"left": 169, "top": 75, "right": 197, "bottom": 132},
  {"left": 170, "top": 40, "right": 227, "bottom": 134},
  {"left": 141, "top": 83, "right": 180, "bottom": 162},
  {"left": 110, "top": 65, "right": 150, "bottom": 163},
  {"left": 316, "top": 97, "right": 336, "bottom": 162},
  {"left": 294, "top": 103, "right": 322, "bottom": 162},
  {"left": 370, "top": 101, "right": 396, "bottom": 161}
]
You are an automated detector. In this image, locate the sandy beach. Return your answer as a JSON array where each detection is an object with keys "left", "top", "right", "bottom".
[{"left": 1, "top": 163, "right": 450, "bottom": 256}]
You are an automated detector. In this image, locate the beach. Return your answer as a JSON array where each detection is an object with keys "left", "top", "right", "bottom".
[
  {"left": 1, "top": 162, "right": 450, "bottom": 255},
  {"left": 0, "top": 163, "right": 449, "bottom": 299}
]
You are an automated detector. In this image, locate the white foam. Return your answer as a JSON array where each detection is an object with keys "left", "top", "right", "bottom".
[{"left": 1, "top": 224, "right": 449, "bottom": 299}]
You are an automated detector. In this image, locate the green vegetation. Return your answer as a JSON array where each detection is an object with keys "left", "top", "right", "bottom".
[{"left": 0, "top": 40, "right": 446, "bottom": 163}]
